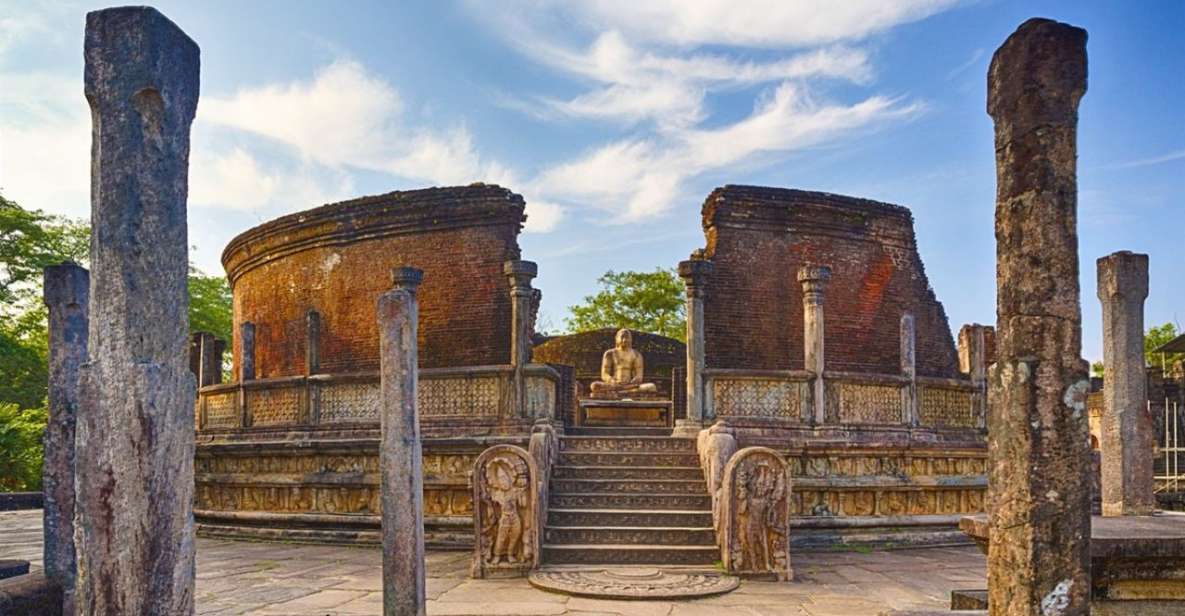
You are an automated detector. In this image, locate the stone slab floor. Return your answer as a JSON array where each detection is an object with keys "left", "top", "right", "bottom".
[{"left": 1, "top": 510, "right": 985, "bottom": 615}]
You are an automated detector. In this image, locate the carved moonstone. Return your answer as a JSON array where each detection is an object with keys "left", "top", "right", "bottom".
[
  {"left": 472, "top": 444, "right": 540, "bottom": 578},
  {"left": 721, "top": 447, "right": 792, "bottom": 581}
]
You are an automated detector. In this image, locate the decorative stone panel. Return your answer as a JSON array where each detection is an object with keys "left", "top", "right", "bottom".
[
  {"left": 918, "top": 386, "right": 975, "bottom": 428},
  {"left": 420, "top": 375, "right": 502, "bottom": 418},
  {"left": 721, "top": 447, "right": 792, "bottom": 580},
  {"left": 204, "top": 391, "right": 239, "bottom": 429},
  {"left": 319, "top": 381, "right": 379, "bottom": 423},
  {"left": 712, "top": 378, "right": 806, "bottom": 421},
  {"left": 471, "top": 444, "right": 540, "bottom": 578},
  {"left": 525, "top": 375, "right": 555, "bottom": 419},
  {"left": 827, "top": 381, "right": 904, "bottom": 424},
  {"left": 248, "top": 387, "right": 303, "bottom": 426}
]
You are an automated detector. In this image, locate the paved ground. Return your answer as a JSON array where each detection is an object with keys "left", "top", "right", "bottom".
[{"left": 1, "top": 510, "right": 985, "bottom": 615}]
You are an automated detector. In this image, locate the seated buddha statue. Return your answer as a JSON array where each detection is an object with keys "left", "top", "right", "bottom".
[{"left": 589, "top": 329, "right": 658, "bottom": 399}]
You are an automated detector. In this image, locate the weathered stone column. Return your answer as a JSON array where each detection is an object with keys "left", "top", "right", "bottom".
[
  {"left": 798, "top": 265, "right": 831, "bottom": 425},
  {"left": 1097, "top": 250, "right": 1153, "bottom": 516},
  {"left": 379, "top": 267, "right": 426, "bottom": 616},
  {"left": 504, "top": 260, "right": 538, "bottom": 419},
  {"left": 306, "top": 309, "right": 321, "bottom": 374},
  {"left": 239, "top": 321, "right": 256, "bottom": 381},
  {"left": 75, "top": 7, "right": 199, "bottom": 614},
  {"left": 42, "top": 263, "right": 88, "bottom": 611},
  {"left": 675, "top": 258, "right": 713, "bottom": 436},
  {"left": 959, "top": 324, "right": 992, "bottom": 429},
  {"left": 900, "top": 313, "right": 918, "bottom": 426},
  {"left": 987, "top": 18, "right": 1090, "bottom": 615},
  {"left": 190, "top": 332, "right": 221, "bottom": 386}
]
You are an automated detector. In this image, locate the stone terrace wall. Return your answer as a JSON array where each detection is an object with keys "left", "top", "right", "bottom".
[
  {"left": 222, "top": 185, "right": 525, "bottom": 377},
  {"left": 700, "top": 186, "right": 959, "bottom": 377}
]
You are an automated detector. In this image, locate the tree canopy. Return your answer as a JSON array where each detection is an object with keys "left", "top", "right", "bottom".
[{"left": 565, "top": 268, "right": 685, "bottom": 341}]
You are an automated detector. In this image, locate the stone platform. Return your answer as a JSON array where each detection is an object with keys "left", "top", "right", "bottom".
[
  {"left": 578, "top": 399, "right": 673, "bottom": 428},
  {"left": 1, "top": 509, "right": 987, "bottom": 615}
]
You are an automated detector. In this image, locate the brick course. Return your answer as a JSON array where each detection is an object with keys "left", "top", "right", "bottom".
[{"left": 698, "top": 186, "right": 959, "bottom": 378}]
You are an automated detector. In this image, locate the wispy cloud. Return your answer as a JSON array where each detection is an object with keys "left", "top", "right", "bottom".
[
  {"left": 946, "top": 48, "right": 984, "bottom": 80},
  {"left": 1102, "top": 148, "right": 1185, "bottom": 170}
]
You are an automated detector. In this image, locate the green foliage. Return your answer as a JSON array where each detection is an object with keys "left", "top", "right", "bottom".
[
  {"left": 1145, "top": 322, "right": 1182, "bottom": 367},
  {"left": 0, "top": 194, "right": 89, "bottom": 312},
  {"left": 1091, "top": 361, "right": 1105, "bottom": 378},
  {"left": 0, "top": 403, "right": 47, "bottom": 491},
  {"left": 188, "top": 268, "right": 233, "bottom": 343},
  {"left": 565, "top": 268, "right": 686, "bottom": 341}
]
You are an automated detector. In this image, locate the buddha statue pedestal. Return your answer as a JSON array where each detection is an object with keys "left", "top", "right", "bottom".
[{"left": 578, "top": 399, "right": 674, "bottom": 428}]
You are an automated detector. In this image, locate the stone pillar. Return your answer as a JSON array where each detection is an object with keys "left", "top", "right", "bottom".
[
  {"left": 675, "top": 258, "right": 714, "bottom": 436},
  {"left": 240, "top": 321, "right": 256, "bottom": 381},
  {"left": 987, "top": 18, "right": 1090, "bottom": 615},
  {"left": 798, "top": 265, "right": 831, "bottom": 425},
  {"left": 900, "top": 313, "right": 918, "bottom": 426},
  {"left": 960, "top": 324, "right": 992, "bottom": 429},
  {"left": 75, "top": 7, "right": 199, "bottom": 614},
  {"left": 306, "top": 309, "right": 321, "bottom": 374},
  {"left": 379, "top": 267, "right": 426, "bottom": 616},
  {"left": 504, "top": 260, "right": 538, "bottom": 419},
  {"left": 42, "top": 263, "right": 88, "bottom": 611},
  {"left": 190, "top": 332, "right": 221, "bottom": 387},
  {"left": 1097, "top": 250, "right": 1153, "bottom": 516}
]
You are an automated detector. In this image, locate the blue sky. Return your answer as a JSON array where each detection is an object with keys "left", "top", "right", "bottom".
[{"left": 1, "top": 1, "right": 1182, "bottom": 364}]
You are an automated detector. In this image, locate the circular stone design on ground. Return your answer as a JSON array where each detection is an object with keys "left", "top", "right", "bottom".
[{"left": 529, "top": 567, "right": 740, "bottom": 599}]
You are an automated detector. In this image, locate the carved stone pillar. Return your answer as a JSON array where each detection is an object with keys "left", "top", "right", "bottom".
[
  {"left": 959, "top": 324, "right": 992, "bottom": 429},
  {"left": 190, "top": 332, "right": 221, "bottom": 387},
  {"left": 379, "top": 267, "right": 426, "bottom": 616},
  {"left": 797, "top": 265, "right": 831, "bottom": 425},
  {"left": 675, "top": 258, "right": 713, "bottom": 437},
  {"left": 900, "top": 313, "right": 918, "bottom": 426},
  {"left": 987, "top": 18, "right": 1090, "bottom": 615},
  {"left": 505, "top": 260, "right": 538, "bottom": 419},
  {"left": 75, "top": 7, "right": 199, "bottom": 613},
  {"left": 42, "top": 263, "right": 88, "bottom": 612},
  {"left": 1097, "top": 250, "right": 1153, "bottom": 516},
  {"left": 305, "top": 309, "right": 321, "bottom": 375},
  {"left": 239, "top": 321, "right": 256, "bottom": 381}
]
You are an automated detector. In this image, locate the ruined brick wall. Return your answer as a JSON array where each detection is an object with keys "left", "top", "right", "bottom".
[
  {"left": 699, "top": 186, "right": 959, "bottom": 377},
  {"left": 532, "top": 328, "right": 685, "bottom": 398},
  {"left": 222, "top": 185, "right": 525, "bottom": 378}
]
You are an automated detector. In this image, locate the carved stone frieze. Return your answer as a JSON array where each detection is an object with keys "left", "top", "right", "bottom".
[
  {"left": 472, "top": 444, "right": 540, "bottom": 578},
  {"left": 204, "top": 392, "right": 239, "bottom": 428},
  {"left": 421, "top": 375, "right": 502, "bottom": 417},
  {"left": 248, "top": 387, "right": 303, "bottom": 425},
  {"left": 721, "top": 447, "right": 793, "bottom": 580},
  {"left": 918, "top": 386, "right": 975, "bottom": 428},
  {"left": 827, "top": 382, "right": 904, "bottom": 425},
  {"left": 712, "top": 379, "right": 806, "bottom": 420},
  {"left": 319, "top": 381, "right": 379, "bottom": 423}
]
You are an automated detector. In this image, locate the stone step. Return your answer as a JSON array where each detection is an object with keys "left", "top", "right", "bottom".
[
  {"left": 551, "top": 478, "right": 707, "bottom": 495},
  {"left": 552, "top": 465, "right": 704, "bottom": 481},
  {"left": 542, "top": 544, "right": 718, "bottom": 566},
  {"left": 558, "top": 451, "right": 701, "bottom": 468},
  {"left": 560, "top": 436, "right": 696, "bottom": 453},
  {"left": 548, "top": 508, "right": 714, "bottom": 528},
  {"left": 544, "top": 525, "right": 716, "bottom": 546},
  {"left": 550, "top": 492, "right": 712, "bottom": 511},
  {"left": 565, "top": 426, "right": 674, "bottom": 437}
]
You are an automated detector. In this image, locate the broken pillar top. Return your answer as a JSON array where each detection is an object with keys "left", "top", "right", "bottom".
[
  {"left": 1097, "top": 251, "right": 1149, "bottom": 300},
  {"left": 988, "top": 17, "right": 1087, "bottom": 134},
  {"left": 84, "top": 7, "right": 199, "bottom": 118},
  {"left": 43, "top": 262, "right": 89, "bottom": 307}
]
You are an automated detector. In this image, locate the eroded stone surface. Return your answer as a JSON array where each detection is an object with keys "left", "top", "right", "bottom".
[
  {"left": 986, "top": 17, "right": 1090, "bottom": 616},
  {"left": 721, "top": 447, "right": 793, "bottom": 581},
  {"left": 472, "top": 445, "right": 541, "bottom": 578},
  {"left": 528, "top": 568, "right": 739, "bottom": 599},
  {"left": 76, "top": 6, "right": 200, "bottom": 614}
]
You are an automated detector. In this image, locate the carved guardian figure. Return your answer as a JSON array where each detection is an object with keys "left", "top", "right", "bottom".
[
  {"left": 472, "top": 445, "right": 540, "bottom": 578},
  {"left": 721, "top": 447, "right": 793, "bottom": 580}
]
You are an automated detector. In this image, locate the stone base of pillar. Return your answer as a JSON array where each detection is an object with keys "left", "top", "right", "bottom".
[{"left": 671, "top": 419, "right": 704, "bottom": 439}]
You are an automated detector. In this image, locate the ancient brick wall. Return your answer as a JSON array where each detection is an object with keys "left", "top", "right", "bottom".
[
  {"left": 699, "top": 186, "right": 959, "bottom": 378},
  {"left": 222, "top": 185, "right": 525, "bottom": 378}
]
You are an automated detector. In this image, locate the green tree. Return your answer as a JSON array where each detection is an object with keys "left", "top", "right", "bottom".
[
  {"left": 565, "top": 268, "right": 685, "bottom": 341},
  {"left": 188, "top": 267, "right": 233, "bottom": 343},
  {"left": 0, "top": 403, "right": 47, "bottom": 490},
  {"left": 1146, "top": 322, "right": 1182, "bottom": 367}
]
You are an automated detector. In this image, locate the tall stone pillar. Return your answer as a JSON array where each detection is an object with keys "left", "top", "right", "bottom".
[
  {"left": 75, "top": 7, "right": 199, "bottom": 614},
  {"left": 675, "top": 258, "right": 713, "bottom": 436},
  {"left": 960, "top": 324, "right": 992, "bottom": 429},
  {"left": 240, "top": 321, "right": 256, "bottom": 381},
  {"left": 798, "top": 265, "right": 831, "bottom": 425},
  {"left": 986, "top": 18, "right": 1090, "bottom": 615},
  {"left": 900, "top": 313, "right": 918, "bottom": 426},
  {"left": 1097, "top": 250, "right": 1153, "bottom": 516},
  {"left": 42, "top": 263, "right": 88, "bottom": 611},
  {"left": 504, "top": 260, "right": 538, "bottom": 419},
  {"left": 379, "top": 267, "right": 426, "bottom": 616},
  {"left": 190, "top": 332, "right": 221, "bottom": 386}
]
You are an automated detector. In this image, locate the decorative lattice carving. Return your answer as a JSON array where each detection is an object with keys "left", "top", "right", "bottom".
[
  {"left": 712, "top": 379, "right": 805, "bottom": 420},
  {"left": 205, "top": 392, "right": 238, "bottom": 429},
  {"left": 319, "top": 382, "right": 379, "bottom": 423},
  {"left": 830, "top": 382, "right": 904, "bottom": 424},
  {"left": 420, "top": 375, "right": 501, "bottom": 417},
  {"left": 918, "top": 387, "right": 975, "bottom": 428},
  {"left": 248, "top": 387, "right": 302, "bottom": 426}
]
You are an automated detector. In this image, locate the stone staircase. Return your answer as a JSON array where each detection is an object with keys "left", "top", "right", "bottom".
[{"left": 542, "top": 427, "right": 718, "bottom": 565}]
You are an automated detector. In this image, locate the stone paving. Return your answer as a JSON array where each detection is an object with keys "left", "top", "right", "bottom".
[{"left": 1, "top": 510, "right": 985, "bottom": 615}]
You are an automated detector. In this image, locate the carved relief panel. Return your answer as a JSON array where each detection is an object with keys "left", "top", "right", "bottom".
[
  {"left": 471, "top": 444, "right": 540, "bottom": 578},
  {"left": 721, "top": 447, "right": 793, "bottom": 581}
]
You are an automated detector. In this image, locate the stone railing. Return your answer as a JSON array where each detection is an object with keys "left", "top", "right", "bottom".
[
  {"left": 704, "top": 369, "right": 981, "bottom": 430},
  {"left": 196, "top": 363, "right": 560, "bottom": 430}
]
